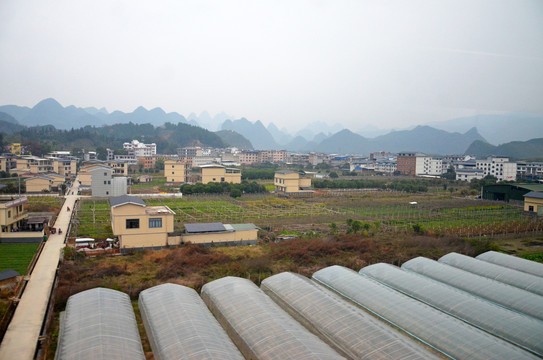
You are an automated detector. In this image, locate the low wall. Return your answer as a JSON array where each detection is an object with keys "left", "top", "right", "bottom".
[{"left": 0, "top": 231, "right": 44, "bottom": 243}]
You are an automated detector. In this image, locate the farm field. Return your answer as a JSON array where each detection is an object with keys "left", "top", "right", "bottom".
[
  {"left": 0, "top": 243, "right": 40, "bottom": 274},
  {"left": 71, "top": 191, "right": 543, "bottom": 240},
  {"left": 26, "top": 196, "right": 64, "bottom": 214}
]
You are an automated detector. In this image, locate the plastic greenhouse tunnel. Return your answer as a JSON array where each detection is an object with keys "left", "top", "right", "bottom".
[
  {"left": 476, "top": 251, "right": 543, "bottom": 278},
  {"left": 55, "top": 288, "right": 145, "bottom": 360},
  {"left": 201, "top": 276, "right": 345, "bottom": 360},
  {"left": 402, "top": 257, "right": 543, "bottom": 321},
  {"left": 438, "top": 252, "right": 543, "bottom": 296},
  {"left": 360, "top": 262, "right": 543, "bottom": 357},
  {"left": 312, "top": 265, "right": 538, "bottom": 360},
  {"left": 261, "top": 272, "right": 442, "bottom": 360},
  {"left": 138, "top": 283, "right": 244, "bottom": 360}
]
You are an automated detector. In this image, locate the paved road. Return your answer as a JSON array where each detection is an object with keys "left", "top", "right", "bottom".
[{"left": 0, "top": 179, "right": 80, "bottom": 360}]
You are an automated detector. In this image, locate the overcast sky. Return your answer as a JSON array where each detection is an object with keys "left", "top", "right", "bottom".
[{"left": 1, "top": 0, "right": 542, "bottom": 132}]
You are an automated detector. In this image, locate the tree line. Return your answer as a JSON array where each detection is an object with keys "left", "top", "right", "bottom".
[
  {"left": 179, "top": 180, "right": 267, "bottom": 197},
  {"left": 313, "top": 179, "right": 428, "bottom": 193}
]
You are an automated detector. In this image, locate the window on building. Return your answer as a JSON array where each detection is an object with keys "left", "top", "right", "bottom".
[
  {"left": 7, "top": 210, "right": 11, "bottom": 218},
  {"left": 104, "top": 181, "right": 107, "bottom": 184},
  {"left": 126, "top": 219, "right": 139, "bottom": 229},
  {"left": 221, "top": 177, "right": 225, "bottom": 182},
  {"left": 108, "top": 181, "right": 111, "bottom": 184},
  {"left": 106, "top": 191, "right": 109, "bottom": 195},
  {"left": 149, "top": 218, "right": 162, "bottom": 228},
  {"left": 104, "top": 172, "right": 107, "bottom": 176},
  {"left": 529, "top": 206, "right": 534, "bottom": 212}
]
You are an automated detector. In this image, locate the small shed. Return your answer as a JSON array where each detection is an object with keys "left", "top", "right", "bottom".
[
  {"left": 524, "top": 191, "right": 543, "bottom": 215},
  {"left": 0, "top": 269, "right": 20, "bottom": 287}
]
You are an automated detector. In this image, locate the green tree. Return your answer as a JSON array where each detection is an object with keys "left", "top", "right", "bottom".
[
  {"left": 95, "top": 146, "right": 108, "bottom": 160},
  {"left": 329, "top": 172, "right": 339, "bottom": 178}
]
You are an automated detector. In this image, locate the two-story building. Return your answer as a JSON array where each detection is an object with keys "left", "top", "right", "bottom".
[
  {"left": 0, "top": 197, "right": 28, "bottom": 233},
  {"left": 110, "top": 195, "right": 175, "bottom": 251},
  {"left": 274, "top": 171, "right": 313, "bottom": 195},
  {"left": 193, "top": 165, "right": 241, "bottom": 184}
]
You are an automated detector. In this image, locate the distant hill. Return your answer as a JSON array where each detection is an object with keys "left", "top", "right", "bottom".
[
  {"left": 0, "top": 112, "right": 25, "bottom": 134},
  {"left": 295, "top": 121, "right": 343, "bottom": 141},
  {"left": 0, "top": 98, "right": 199, "bottom": 129},
  {"left": 313, "top": 126, "right": 486, "bottom": 155},
  {"left": 371, "top": 126, "right": 486, "bottom": 154},
  {"left": 465, "top": 138, "right": 543, "bottom": 160},
  {"left": 221, "top": 118, "right": 278, "bottom": 150},
  {"left": 315, "top": 129, "right": 370, "bottom": 154},
  {"left": 267, "top": 122, "right": 293, "bottom": 145},
  {"left": 215, "top": 130, "right": 253, "bottom": 149},
  {"left": 430, "top": 113, "right": 543, "bottom": 144}
]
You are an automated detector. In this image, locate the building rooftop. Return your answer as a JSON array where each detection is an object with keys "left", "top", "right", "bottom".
[
  {"left": 110, "top": 195, "right": 146, "bottom": 208},
  {"left": 0, "top": 269, "right": 20, "bottom": 282},
  {"left": 185, "top": 223, "right": 227, "bottom": 233},
  {"left": 145, "top": 206, "right": 175, "bottom": 215},
  {"left": 524, "top": 191, "right": 543, "bottom": 199}
]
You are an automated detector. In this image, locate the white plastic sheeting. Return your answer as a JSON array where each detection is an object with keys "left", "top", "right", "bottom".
[
  {"left": 361, "top": 263, "right": 543, "bottom": 357},
  {"left": 402, "top": 257, "right": 543, "bottom": 321},
  {"left": 313, "top": 265, "right": 538, "bottom": 360},
  {"left": 138, "top": 283, "right": 244, "bottom": 360},
  {"left": 476, "top": 251, "right": 543, "bottom": 278},
  {"left": 56, "top": 288, "right": 145, "bottom": 360},
  {"left": 201, "top": 276, "right": 344, "bottom": 360},
  {"left": 261, "top": 272, "right": 442, "bottom": 360},
  {"left": 439, "top": 252, "right": 543, "bottom": 296}
]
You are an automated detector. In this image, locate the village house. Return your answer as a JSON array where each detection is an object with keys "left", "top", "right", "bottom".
[
  {"left": 274, "top": 171, "right": 313, "bottom": 195},
  {"left": 110, "top": 195, "right": 175, "bottom": 251}
]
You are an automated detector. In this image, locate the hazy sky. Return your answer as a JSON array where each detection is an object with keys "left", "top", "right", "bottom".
[{"left": 1, "top": 0, "right": 542, "bottom": 132}]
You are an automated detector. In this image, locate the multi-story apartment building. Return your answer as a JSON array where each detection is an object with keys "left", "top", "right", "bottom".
[
  {"left": 177, "top": 147, "right": 203, "bottom": 158},
  {"left": 416, "top": 156, "right": 443, "bottom": 176},
  {"left": 397, "top": 152, "right": 418, "bottom": 176},
  {"left": 164, "top": 159, "right": 186, "bottom": 184},
  {"left": 476, "top": 156, "right": 517, "bottom": 182},
  {"left": 123, "top": 140, "right": 157, "bottom": 158},
  {"left": 374, "top": 160, "right": 397, "bottom": 174},
  {"left": 517, "top": 162, "right": 543, "bottom": 181}
]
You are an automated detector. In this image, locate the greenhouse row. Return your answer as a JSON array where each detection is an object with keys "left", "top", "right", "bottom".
[
  {"left": 201, "top": 276, "right": 344, "bottom": 360},
  {"left": 476, "top": 250, "right": 543, "bottom": 277},
  {"left": 138, "top": 283, "right": 244, "bottom": 360},
  {"left": 56, "top": 288, "right": 145, "bottom": 360},
  {"left": 260, "top": 272, "right": 440, "bottom": 360},
  {"left": 360, "top": 262, "right": 543, "bottom": 357},
  {"left": 56, "top": 252, "right": 543, "bottom": 359},
  {"left": 312, "top": 265, "right": 537, "bottom": 360},
  {"left": 438, "top": 252, "right": 543, "bottom": 296},
  {"left": 402, "top": 257, "right": 543, "bottom": 321}
]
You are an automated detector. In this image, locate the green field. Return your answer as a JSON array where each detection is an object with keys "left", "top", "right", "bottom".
[
  {"left": 72, "top": 192, "right": 543, "bottom": 240},
  {"left": 0, "top": 243, "right": 40, "bottom": 274}
]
